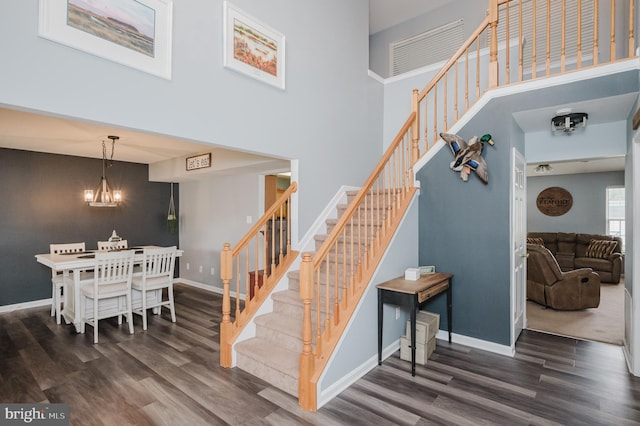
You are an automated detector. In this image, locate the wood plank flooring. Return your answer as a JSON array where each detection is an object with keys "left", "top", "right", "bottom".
[{"left": 2, "top": 284, "right": 640, "bottom": 425}]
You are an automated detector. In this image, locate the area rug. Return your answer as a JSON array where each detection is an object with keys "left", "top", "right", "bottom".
[{"left": 526, "top": 280, "right": 624, "bottom": 345}]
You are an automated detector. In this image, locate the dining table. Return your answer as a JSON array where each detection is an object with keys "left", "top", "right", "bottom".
[{"left": 35, "top": 246, "right": 183, "bottom": 333}]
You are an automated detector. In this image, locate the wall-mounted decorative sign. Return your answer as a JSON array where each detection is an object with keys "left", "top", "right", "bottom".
[
  {"left": 536, "top": 187, "right": 573, "bottom": 216},
  {"left": 38, "top": 0, "right": 173, "bottom": 80},
  {"left": 186, "top": 153, "right": 212, "bottom": 171},
  {"left": 223, "top": 1, "right": 285, "bottom": 90}
]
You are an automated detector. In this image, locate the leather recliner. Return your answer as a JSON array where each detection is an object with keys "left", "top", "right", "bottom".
[{"left": 527, "top": 244, "right": 601, "bottom": 310}]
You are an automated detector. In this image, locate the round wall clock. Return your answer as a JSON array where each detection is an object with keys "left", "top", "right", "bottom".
[{"left": 536, "top": 187, "right": 573, "bottom": 216}]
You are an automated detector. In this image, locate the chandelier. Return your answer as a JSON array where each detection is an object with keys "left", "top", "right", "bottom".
[{"left": 84, "top": 135, "right": 122, "bottom": 207}]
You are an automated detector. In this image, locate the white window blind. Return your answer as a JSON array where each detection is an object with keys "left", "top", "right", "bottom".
[
  {"left": 390, "top": 19, "right": 464, "bottom": 76},
  {"left": 495, "top": 0, "right": 595, "bottom": 71}
]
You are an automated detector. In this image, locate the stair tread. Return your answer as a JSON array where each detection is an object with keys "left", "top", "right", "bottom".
[{"left": 236, "top": 337, "right": 300, "bottom": 375}]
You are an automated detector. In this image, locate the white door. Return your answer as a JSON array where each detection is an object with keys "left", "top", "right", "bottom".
[{"left": 511, "top": 148, "right": 527, "bottom": 345}]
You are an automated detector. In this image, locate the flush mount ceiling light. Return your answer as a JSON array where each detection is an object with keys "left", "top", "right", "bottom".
[
  {"left": 84, "top": 135, "right": 122, "bottom": 207},
  {"left": 551, "top": 108, "right": 588, "bottom": 135},
  {"left": 535, "top": 164, "right": 553, "bottom": 174}
]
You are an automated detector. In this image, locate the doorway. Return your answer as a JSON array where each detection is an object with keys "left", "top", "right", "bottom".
[{"left": 524, "top": 161, "right": 626, "bottom": 346}]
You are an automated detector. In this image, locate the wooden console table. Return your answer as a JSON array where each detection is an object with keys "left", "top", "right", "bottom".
[{"left": 377, "top": 272, "right": 453, "bottom": 376}]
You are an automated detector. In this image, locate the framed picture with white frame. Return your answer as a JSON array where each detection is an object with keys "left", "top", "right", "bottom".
[
  {"left": 38, "top": 0, "right": 173, "bottom": 80},
  {"left": 223, "top": 1, "right": 285, "bottom": 90}
]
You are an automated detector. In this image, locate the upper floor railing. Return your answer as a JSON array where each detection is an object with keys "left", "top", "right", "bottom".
[{"left": 411, "top": 0, "right": 637, "bottom": 160}]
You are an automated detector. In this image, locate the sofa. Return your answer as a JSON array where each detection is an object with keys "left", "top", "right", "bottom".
[
  {"left": 527, "top": 232, "right": 623, "bottom": 284},
  {"left": 526, "top": 243, "right": 600, "bottom": 310}
]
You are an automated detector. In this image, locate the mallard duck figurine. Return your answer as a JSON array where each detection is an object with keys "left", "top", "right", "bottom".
[{"left": 440, "top": 133, "right": 494, "bottom": 184}]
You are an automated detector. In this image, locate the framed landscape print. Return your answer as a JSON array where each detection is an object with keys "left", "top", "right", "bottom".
[
  {"left": 223, "top": 1, "right": 285, "bottom": 90},
  {"left": 38, "top": 0, "right": 173, "bottom": 80}
]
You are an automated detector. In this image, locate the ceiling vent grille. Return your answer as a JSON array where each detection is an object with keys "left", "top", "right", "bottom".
[
  {"left": 493, "top": 0, "right": 594, "bottom": 72},
  {"left": 390, "top": 19, "right": 464, "bottom": 77}
]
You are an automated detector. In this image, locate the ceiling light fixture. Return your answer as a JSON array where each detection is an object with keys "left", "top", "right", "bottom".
[
  {"left": 551, "top": 108, "right": 588, "bottom": 135},
  {"left": 535, "top": 164, "right": 553, "bottom": 174},
  {"left": 84, "top": 135, "right": 122, "bottom": 207}
]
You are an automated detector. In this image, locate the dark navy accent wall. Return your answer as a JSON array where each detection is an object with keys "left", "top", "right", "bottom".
[
  {"left": 0, "top": 148, "right": 179, "bottom": 306},
  {"left": 417, "top": 101, "right": 522, "bottom": 346}
]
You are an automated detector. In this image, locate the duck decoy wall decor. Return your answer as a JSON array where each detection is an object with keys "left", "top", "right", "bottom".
[{"left": 440, "top": 133, "right": 495, "bottom": 184}]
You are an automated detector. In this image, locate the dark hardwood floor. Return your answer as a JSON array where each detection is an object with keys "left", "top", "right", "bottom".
[{"left": 2, "top": 284, "right": 640, "bottom": 425}]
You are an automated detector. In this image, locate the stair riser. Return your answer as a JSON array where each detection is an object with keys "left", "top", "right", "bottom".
[
  {"left": 341, "top": 192, "right": 397, "bottom": 203},
  {"left": 288, "top": 274, "right": 358, "bottom": 294},
  {"left": 314, "top": 238, "right": 370, "bottom": 253},
  {"left": 326, "top": 221, "right": 383, "bottom": 235},
  {"left": 256, "top": 324, "right": 304, "bottom": 353},
  {"left": 236, "top": 352, "right": 298, "bottom": 397}
]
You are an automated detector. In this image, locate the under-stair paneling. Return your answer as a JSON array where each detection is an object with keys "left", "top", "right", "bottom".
[
  {"left": 416, "top": 99, "right": 524, "bottom": 347},
  {"left": 317, "top": 195, "right": 419, "bottom": 407}
]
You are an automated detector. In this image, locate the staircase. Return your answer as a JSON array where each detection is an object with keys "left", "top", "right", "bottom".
[
  {"left": 234, "top": 189, "right": 387, "bottom": 396},
  {"left": 222, "top": 0, "right": 637, "bottom": 411}
]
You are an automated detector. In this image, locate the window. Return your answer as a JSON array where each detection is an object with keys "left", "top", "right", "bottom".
[{"left": 606, "top": 186, "right": 625, "bottom": 251}]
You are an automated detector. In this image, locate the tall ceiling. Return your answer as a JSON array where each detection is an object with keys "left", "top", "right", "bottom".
[
  {"left": 369, "top": 0, "right": 455, "bottom": 35},
  {"left": 0, "top": 1, "right": 632, "bottom": 177}
]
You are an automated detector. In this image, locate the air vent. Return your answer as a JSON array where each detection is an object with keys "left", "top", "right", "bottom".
[{"left": 390, "top": 19, "right": 464, "bottom": 77}]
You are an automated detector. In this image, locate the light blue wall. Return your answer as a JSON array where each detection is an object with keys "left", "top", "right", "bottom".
[
  {"left": 526, "top": 121, "right": 627, "bottom": 163},
  {"left": 320, "top": 196, "right": 419, "bottom": 393},
  {"left": 0, "top": 0, "right": 377, "bottom": 239},
  {"left": 417, "top": 98, "right": 522, "bottom": 346},
  {"left": 527, "top": 172, "right": 625, "bottom": 234}
]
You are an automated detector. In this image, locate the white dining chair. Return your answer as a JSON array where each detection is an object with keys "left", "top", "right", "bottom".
[
  {"left": 97, "top": 240, "right": 129, "bottom": 251},
  {"left": 80, "top": 250, "right": 135, "bottom": 344},
  {"left": 49, "top": 242, "right": 86, "bottom": 324},
  {"left": 132, "top": 246, "right": 177, "bottom": 330}
]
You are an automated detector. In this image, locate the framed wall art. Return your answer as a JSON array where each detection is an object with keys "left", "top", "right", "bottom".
[
  {"left": 38, "top": 0, "right": 173, "bottom": 80},
  {"left": 223, "top": 1, "right": 285, "bottom": 90}
]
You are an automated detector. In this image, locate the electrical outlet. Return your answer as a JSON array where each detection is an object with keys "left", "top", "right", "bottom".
[
  {"left": 395, "top": 307, "right": 400, "bottom": 320},
  {"left": 186, "top": 263, "right": 190, "bottom": 270},
  {"left": 211, "top": 267, "right": 215, "bottom": 275},
  {"left": 199, "top": 265, "right": 203, "bottom": 273},
  {"left": 246, "top": 215, "right": 252, "bottom": 224}
]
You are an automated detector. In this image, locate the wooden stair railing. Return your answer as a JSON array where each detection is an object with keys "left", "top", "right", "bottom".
[
  {"left": 413, "top": 0, "right": 637, "bottom": 159},
  {"left": 298, "top": 0, "right": 637, "bottom": 411},
  {"left": 298, "top": 115, "right": 418, "bottom": 410},
  {"left": 220, "top": 182, "right": 298, "bottom": 367}
]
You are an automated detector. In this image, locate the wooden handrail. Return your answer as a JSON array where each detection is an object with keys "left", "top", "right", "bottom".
[
  {"left": 417, "top": 17, "right": 491, "bottom": 101},
  {"left": 232, "top": 182, "right": 298, "bottom": 256},
  {"left": 299, "top": 112, "right": 418, "bottom": 410},
  {"left": 220, "top": 182, "right": 299, "bottom": 368},
  {"left": 312, "top": 114, "right": 416, "bottom": 265},
  {"left": 412, "top": 0, "right": 637, "bottom": 163}
]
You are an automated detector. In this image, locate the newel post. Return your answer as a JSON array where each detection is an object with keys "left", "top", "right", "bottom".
[
  {"left": 298, "top": 253, "right": 317, "bottom": 411},
  {"left": 410, "top": 89, "right": 420, "bottom": 163},
  {"left": 220, "top": 243, "right": 233, "bottom": 367},
  {"left": 488, "top": 0, "right": 499, "bottom": 88}
]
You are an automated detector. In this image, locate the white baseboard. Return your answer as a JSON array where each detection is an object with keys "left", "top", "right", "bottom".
[
  {"left": 175, "top": 278, "right": 245, "bottom": 300},
  {"left": 0, "top": 298, "right": 52, "bottom": 313},
  {"left": 317, "top": 329, "right": 513, "bottom": 409},
  {"left": 318, "top": 339, "right": 400, "bottom": 409},
  {"left": 436, "top": 330, "right": 515, "bottom": 357}
]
